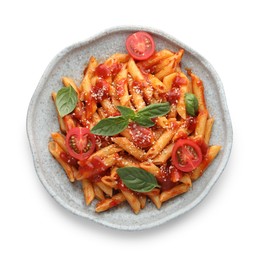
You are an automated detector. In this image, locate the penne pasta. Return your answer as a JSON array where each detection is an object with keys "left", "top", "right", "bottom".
[
  {"left": 48, "top": 141, "right": 75, "bottom": 182},
  {"left": 112, "top": 137, "right": 145, "bottom": 161},
  {"left": 121, "top": 189, "right": 141, "bottom": 214},
  {"left": 191, "top": 145, "right": 221, "bottom": 181},
  {"left": 195, "top": 110, "right": 208, "bottom": 138},
  {"left": 160, "top": 183, "right": 190, "bottom": 203},
  {"left": 82, "top": 179, "right": 95, "bottom": 205},
  {"left": 204, "top": 117, "right": 215, "bottom": 144},
  {"left": 146, "top": 130, "right": 174, "bottom": 159},
  {"left": 49, "top": 38, "right": 222, "bottom": 215},
  {"left": 95, "top": 193, "right": 126, "bottom": 213}
]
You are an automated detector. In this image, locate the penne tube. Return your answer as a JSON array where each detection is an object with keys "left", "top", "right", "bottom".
[
  {"left": 100, "top": 98, "right": 118, "bottom": 117},
  {"left": 195, "top": 110, "right": 208, "bottom": 138},
  {"left": 93, "top": 183, "right": 105, "bottom": 201},
  {"left": 167, "top": 104, "right": 177, "bottom": 118},
  {"left": 120, "top": 128, "right": 133, "bottom": 141},
  {"left": 191, "top": 145, "right": 221, "bottom": 181},
  {"left": 139, "top": 162, "right": 161, "bottom": 178},
  {"left": 179, "top": 173, "right": 192, "bottom": 187},
  {"left": 172, "top": 126, "right": 189, "bottom": 142},
  {"left": 51, "top": 132, "right": 67, "bottom": 152},
  {"left": 48, "top": 141, "right": 75, "bottom": 182},
  {"left": 97, "top": 107, "right": 107, "bottom": 119},
  {"left": 154, "top": 49, "right": 184, "bottom": 74},
  {"left": 138, "top": 194, "right": 147, "bottom": 209},
  {"left": 127, "top": 58, "right": 144, "bottom": 82},
  {"left": 155, "top": 116, "right": 169, "bottom": 128},
  {"left": 101, "top": 175, "right": 118, "bottom": 189},
  {"left": 112, "top": 137, "right": 145, "bottom": 161},
  {"left": 160, "top": 183, "right": 189, "bottom": 203},
  {"left": 89, "top": 112, "right": 101, "bottom": 128},
  {"left": 148, "top": 74, "right": 168, "bottom": 93},
  {"left": 176, "top": 74, "right": 189, "bottom": 119},
  {"left": 82, "top": 179, "right": 95, "bottom": 205},
  {"left": 51, "top": 92, "right": 66, "bottom": 133},
  {"left": 121, "top": 189, "right": 141, "bottom": 214},
  {"left": 79, "top": 75, "right": 92, "bottom": 97},
  {"left": 162, "top": 72, "right": 177, "bottom": 92},
  {"left": 128, "top": 76, "right": 146, "bottom": 110},
  {"left": 191, "top": 72, "right": 207, "bottom": 112},
  {"left": 89, "top": 144, "right": 123, "bottom": 160},
  {"left": 82, "top": 91, "right": 97, "bottom": 119},
  {"left": 115, "top": 155, "right": 140, "bottom": 168},
  {"left": 114, "top": 66, "right": 130, "bottom": 106},
  {"left": 63, "top": 115, "right": 76, "bottom": 132},
  {"left": 155, "top": 59, "right": 175, "bottom": 81},
  {"left": 142, "top": 81, "right": 153, "bottom": 104},
  {"left": 137, "top": 49, "right": 174, "bottom": 69},
  {"left": 204, "top": 117, "right": 215, "bottom": 144},
  {"left": 84, "top": 56, "right": 98, "bottom": 80},
  {"left": 105, "top": 53, "right": 129, "bottom": 66},
  {"left": 148, "top": 194, "right": 162, "bottom": 209},
  {"left": 146, "top": 130, "right": 174, "bottom": 159},
  {"left": 152, "top": 143, "right": 174, "bottom": 165},
  {"left": 96, "top": 181, "right": 113, "bottom": 197},
  {"left": 95, "top": 193, "right": 126, "bottom": 213}
]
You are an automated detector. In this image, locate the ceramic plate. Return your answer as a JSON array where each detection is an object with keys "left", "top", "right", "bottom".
[{"left": 27, "top": 26, "right": 233, "bottom": 230}]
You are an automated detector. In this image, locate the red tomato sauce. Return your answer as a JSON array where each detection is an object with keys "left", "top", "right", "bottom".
[
  {"left": 91, "top": 79, "right": 110, "bottom": 101},
  {"left": 128, "top": 123, "right": 154, "bottom": 149},
  {"left": 60, "top": 152, "right": 79, "bottom": 168},
  {"left": 78, "top": 156, "right": 108, "bottom": 180},
  {"left": 157, "top": 164, "right": 181, "bottom": 191}
]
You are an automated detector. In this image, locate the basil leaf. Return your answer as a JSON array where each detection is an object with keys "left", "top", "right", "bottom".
[
  {"left": 185, "top": 93, "right": 198, "bottom": 116},
  {"left": 136, "top": 102, "right": 170, "bottom": 118},
  {"left": 117, "top": 167, "right": 160, "bottom": 193},
  {"left": 117, "top": 106, "right": 135, "bottom": 119},
  {"left": 91, "top": 116, "right": 129, "bottom": 136},
  {"left": 55, "top": 86, "right": 78, "bottom": 117},
  {"left": 133, "top": 116, "right": 155, "bottom": 127}
]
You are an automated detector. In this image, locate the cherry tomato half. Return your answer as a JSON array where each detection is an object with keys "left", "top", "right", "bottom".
[
  {"left": 172, "top": 138, "right": 202, "bottom": 172},
  {"left": 126, "top": 31, "right": 155, "bottom": 60},
  {"left": 66, "top": 127, "right": 96, "bottom": 161}
]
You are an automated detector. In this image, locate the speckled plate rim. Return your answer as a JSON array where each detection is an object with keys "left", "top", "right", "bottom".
[{"left": 27, "top": 26, "right": 233, "bottom": 231}]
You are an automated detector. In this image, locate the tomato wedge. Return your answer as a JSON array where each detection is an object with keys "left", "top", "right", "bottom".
[
  {"left": 172, "top": 138, "right": 202, "bottom": 172},
  {"left": 66, "top": 127, "right": 96, "bottom": 161},
  {"left": 126, "top": 31, "right": 155, "bottom": 60}
]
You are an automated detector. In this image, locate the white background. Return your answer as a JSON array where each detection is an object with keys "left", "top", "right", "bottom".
[{"left": 1, "top": 0, "right": 262, "bottom": 259}]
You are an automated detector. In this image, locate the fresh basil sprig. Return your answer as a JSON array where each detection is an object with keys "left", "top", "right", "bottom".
[
  {"left": 55, "top": 86, "right": 78, "bottom": 117},
  {"left": 90, "top": 116, "right": 129, "bottom": 136},
  {"left": 91, "top": 102, "right": 170, "bottom": 136},
  {"left": 185, "top": 93, "right": 198, "bottom": 116},
  {"left": 117, "top": 167, "right": 160, "bottom": 193}
]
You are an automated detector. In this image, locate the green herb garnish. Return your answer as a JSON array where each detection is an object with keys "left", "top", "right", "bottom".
[
  {"left": 55, "top": 86, "right": 78, "bottom": 117},
  {"left": 117, "top": 167, "right": 160, "bottom": 192},
  {"left": 185, "top": 93, "right": 198, "bottom": 116},
  {"left": 91, "top": 102, "right": 170, "bottom": 136}
]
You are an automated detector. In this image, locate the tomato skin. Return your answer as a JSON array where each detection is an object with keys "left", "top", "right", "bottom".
[
  {"left": 126, "top": 31, "right": 155, "bottom": 60},
  {"left": 172, "top": 138, "right": 202, "bottom": 172},
  {"left": 65, "top": 127, "right": 96, "bottom": 161}
]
